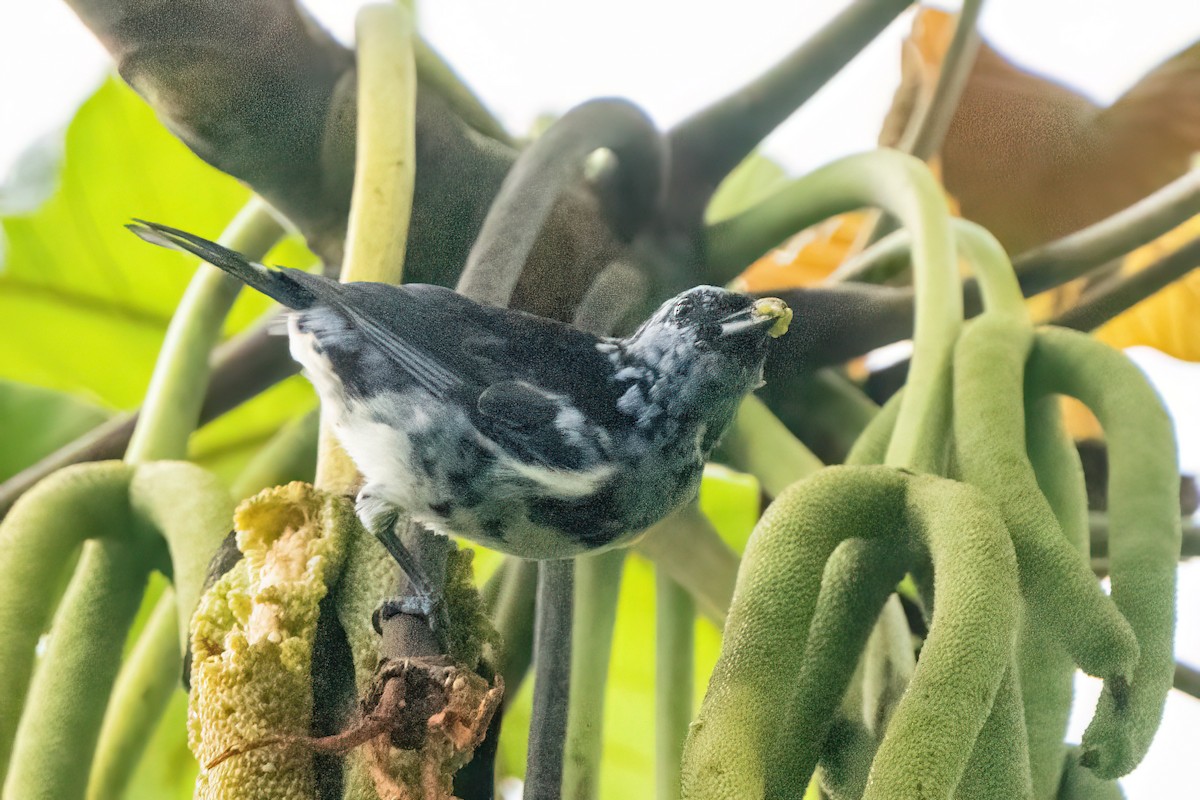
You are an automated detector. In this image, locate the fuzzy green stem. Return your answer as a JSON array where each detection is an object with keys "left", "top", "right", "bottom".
[
  {"left": 952, "top": 664, "right": 1033, "bottom": 798},
  {"left": 655, "top": 568, "right": 694, "bottom": 800},
  {"left": 125, "top": 200, "right": 283, "bottom": 464},
  {"left": 1027, "top": 328, "right": 1181, "bottom": 778},
  {"left": 86, "top": 588, "right": 181, "bottom": 800},
  {"left": 1021, "top": 394, "right": 1089, "bottom": 796},
  {"left": 0, "top": 462, "right": 134, "bottom": 786},
  {"left": 562, "top": 550, "right": 626, "bottom": 800},
  {"left": 954, "top": 316, "right": 1137, "bottom": 680},
  {"left": 4, "top": 538, "right": 151, "bottom": 800},
  {"left": 771, "top": 538, "right": 907, "bottom": 796}
]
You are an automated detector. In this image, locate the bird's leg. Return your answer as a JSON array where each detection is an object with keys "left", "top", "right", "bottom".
[{"left": 355, "top": 489, "right": 449, "bottom": 644}]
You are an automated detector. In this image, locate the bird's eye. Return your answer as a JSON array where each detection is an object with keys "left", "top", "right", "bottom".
[{"left": 672, "top": 298, "right": 695, "bottom": 321}]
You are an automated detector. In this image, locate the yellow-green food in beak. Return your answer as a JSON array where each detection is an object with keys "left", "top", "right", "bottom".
[{"left": 752, "top": 297, "right": 793, "bottom": 338}]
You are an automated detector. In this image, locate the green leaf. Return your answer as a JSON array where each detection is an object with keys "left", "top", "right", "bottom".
[
  {"left": 0, "top": 76, "right": 317, "bottom": 479},
  {"left": 0, "top": 378, "right": 109, "bottom": 481}
]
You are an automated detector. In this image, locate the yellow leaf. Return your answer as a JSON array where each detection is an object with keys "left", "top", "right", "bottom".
[{"left": 1094, "top": 215, "right": 1200, "bottom": 361}]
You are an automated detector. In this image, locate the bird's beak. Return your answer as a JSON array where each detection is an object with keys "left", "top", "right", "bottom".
[{"left": 720, "top": 298, "right": 792, "bottom": 339}]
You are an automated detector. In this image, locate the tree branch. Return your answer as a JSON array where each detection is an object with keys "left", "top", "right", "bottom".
[
  {"left": 1050, "top": 236, "right": 1200, "bottom": 331},
  {"left": 63, "top": 0, "right": 513, "bottom": 276},
  {"left": 665, "top": 0, "right": 912, "bottom": 226},
  {"left": 0, "top": 321, "right": 296, "bottom": 520}
]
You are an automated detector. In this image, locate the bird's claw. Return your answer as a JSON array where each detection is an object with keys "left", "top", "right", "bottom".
[{"left": 372, "top": 592, "right": 451, "bottom": 649}]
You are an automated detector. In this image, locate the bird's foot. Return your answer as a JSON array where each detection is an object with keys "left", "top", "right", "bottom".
[{"left": 357, "top": 489, "right": 451, "bottom": 647}]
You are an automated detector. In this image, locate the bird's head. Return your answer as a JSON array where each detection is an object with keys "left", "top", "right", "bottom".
[{"left": 622, "top": 286, "right": 791, "bottom": 444}]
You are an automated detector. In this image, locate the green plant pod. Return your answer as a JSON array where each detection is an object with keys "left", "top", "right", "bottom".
[
  {"left": 683, "top": 466, "right": 1020, "bottom": 800},
  {"left": 818, "top": 716, "right": 876, "bottom": 800},
  {"left": 0, "top": 460, "right": 135, "bottom": 783},
  {"left": 952, "top": 665, "right": 1033, "bottom": 799},
  {"left": 1056, "top": 748, "right": 1124, "bottom": 799},
  {"left": 1021, "top": 396, "right": 1091, "bottom": 797},
  {"left": 862, "top": 474, "right": 1020, "bottom": 800},
  {"left": 5, "top": 538, "right": 152, "bottom": 800},
  {"left": 1026, "top": 328, "right": 1181, "bottom": 779},
  {"left": 683, "top": 467, "right": 907, "bottom": 799},
  {"left": 189, "top": 482, "right": 356, "bottom": 800},
  {"left": 953, "top": 315, "right": 1138, "bottom": 681},
  {"left": 776, "top": 537, "right": 907, "bottom": 800}
]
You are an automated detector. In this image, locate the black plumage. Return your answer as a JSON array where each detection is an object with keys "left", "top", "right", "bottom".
[{"left": 129, "top": 219, "right": 790, "bottom": 571}]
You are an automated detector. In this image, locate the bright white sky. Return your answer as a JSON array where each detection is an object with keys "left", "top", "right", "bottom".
[{"left": 1, "top": 1, "right": 1198, "bottom": 796}]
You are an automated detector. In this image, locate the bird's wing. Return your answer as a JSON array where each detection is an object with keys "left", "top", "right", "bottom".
[
  {"left": 290, "top": 278, "right": 622, "bottom": 472},
  {"left": 475, "top": 380, "right": 596, "bottom": 470},
  {"left": 288, "top": 277, "right": 472, "bottom": 400}
]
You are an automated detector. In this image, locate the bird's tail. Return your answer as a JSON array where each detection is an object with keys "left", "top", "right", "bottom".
[{"left": 127, "top": 220, "right": 316, "bottom": 309}]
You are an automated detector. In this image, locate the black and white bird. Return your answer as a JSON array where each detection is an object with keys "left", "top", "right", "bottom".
[{"left": 129, "top": 221, "right": 790, "bottom": 601}]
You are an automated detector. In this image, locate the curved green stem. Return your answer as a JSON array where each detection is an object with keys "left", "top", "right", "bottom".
[
  {"left": 685, "top": 467, "right": 1019, "bottom": 799},
  {"left": 1026, "top": 328, "right": 1181, "bottom": 778},
  {"left": 952, "top": 219, "right": 1026, "bottom": 318},
  {"left": 414, "top": 37, "right": 511, "bottom": 145},
  {"left": 769, "top": 538, "right": 907, "bottom": 796},
  {"left": 833, "top": 218, "right": 1025, "bottom": 317},
  {"left": 954, "top": 316, "right": 1137, "bottom": 680},
  {"left": 562, "top": 550, "right": 625, "bottom": 800},
  {"left": 708, "top": 150, "right": 960, "bottom": 470},
  {"left": 456, "top": 99, "right": 664, "bottom": 306},
  {"left": 655, "top": 568, "right": 694, "bottom": 800},
  {"left": 87, "top": 588, "right": 181, "bottom": 800},
  {"left": 674, "top": 0, "right": 912, "bottom": 233},
  {"left": 1051, "top": 235, "right": 1200, "bottom": 332},
  {"left": 4, "top": 538, "right": 151, "bottom": 799},
  {"left": 125, "top": 199, "right": 283, "bottom": 464}
]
